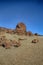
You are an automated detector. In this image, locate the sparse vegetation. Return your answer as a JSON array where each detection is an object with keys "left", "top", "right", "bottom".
[{"left": 0, "top": 22, "right": 43, "bottom": 65}]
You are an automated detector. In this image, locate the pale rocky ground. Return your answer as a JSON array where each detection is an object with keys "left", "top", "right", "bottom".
[{"left": 0, "top": 33, "right": 43, "bottom": 65}]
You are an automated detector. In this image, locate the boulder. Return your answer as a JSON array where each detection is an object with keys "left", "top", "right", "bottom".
[
  {"left": 34, "top": 33, "right": 38, "bottom": 36},
  {"left": 4, "top": 40, "right": 11, "bottom": 49},
  {"left": 26, "top": 31, "right": 33, "bottom": 36},
  {"left": 32, "top": 39, "right": 39, "bottom": 43},
  {"left": 11, "top": 40, "right": 21, "bottom": 47},
  {"left": 16, "top": 22, "right": 26, "bottom": 35}
]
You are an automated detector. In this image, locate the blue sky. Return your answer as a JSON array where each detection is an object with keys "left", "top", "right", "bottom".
[{"left": 0, "top": 0, "right": 43, "bottom": 35}]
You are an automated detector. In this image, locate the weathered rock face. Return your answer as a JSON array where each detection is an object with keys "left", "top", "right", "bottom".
[
  {"left": 6, "top": 29, "right": 14, "bottom": 34},
  {"left": 0, "top": 36, "right": 21, "bottom": 49},
  {"left": 11, "top": 40, "right": 21, "bottom": 47},
  {"left": 26, "top": 31, "right": 33, "bottom": 36},
  {"left": 0, "top": 27, "right": 7, "bottom": 32},
  {"left": 15, "top": 22, "right": 26, "bottom": 35},
  {"left": 0, "top": 27, "right": 16, "bottom": 34},
  {"left": 0, "top": 23, "right": 33, "bottom": 36}
]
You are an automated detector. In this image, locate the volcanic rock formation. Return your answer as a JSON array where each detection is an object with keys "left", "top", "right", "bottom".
[
  {"left": 15, "top": 22, "right": 26, "bottom": 35},
  {"left": 26, "top": 31, "right": 33, "bottom": 36},
  {"left": 0, "top": 22, "right": 37, "bottom": 36}
]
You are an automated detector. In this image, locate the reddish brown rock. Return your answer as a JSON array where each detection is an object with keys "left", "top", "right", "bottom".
[
  {"left": 0, "top": 37, "right": 21, "bottom": 49},
  {"left": 0, "top": 37, "right": 11, "bottom": 49},
  {"left": 32, "top": 39, "right": 39, "bottom": 43},
  {"left": 16, "top": 22, "right": 26, "bottom": 35},
  {"left": 0, "top": 38, "right": 2, "bottom": 46},
  {"left": 4, "top": 39, "right": 11, "bottom": 49},
  {"left": 11, "top": 40, "right": 21, "bottom": 47},
  {"left": 0, "top": 36, "right": 6, "bottom": 46},
  {"left": 26, "top": 31, "right": 33, "bottom": 36},
  {"left": 0, "top": 27, "right": 15, "bottom": 34},
  {"left": 0, "top": 27, "right": 8, "bottom": 33}
]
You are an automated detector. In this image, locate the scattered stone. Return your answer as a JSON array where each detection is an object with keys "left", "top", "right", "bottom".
[{"left": 32, "top": 39, "right": 39, "bottom": 43}]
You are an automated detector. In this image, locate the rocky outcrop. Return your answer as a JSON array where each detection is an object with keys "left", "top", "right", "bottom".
[
  {"left": 26, "top": 31, "right": 33, "bottom": 36},
  {"left": 0, "top": 22, "right": 39, "bottom": 36},
  {"left": 0, "top": 23, "right": 34, "bottom": 36},
  {"left": 0, "top": 36, "right": 21, "bottom": 49},
  {"left": 0, "top": 27, "right": 16, "bottom": 34},
  {"left": 15, "top": 22, "right": 26, "bottom": 35}
]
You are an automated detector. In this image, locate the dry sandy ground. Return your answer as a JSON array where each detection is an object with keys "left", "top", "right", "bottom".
[{"left": 0, "top": 33, "right": 43, "bottom": 65}]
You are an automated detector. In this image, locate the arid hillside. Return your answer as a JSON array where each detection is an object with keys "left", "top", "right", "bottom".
[
  {"left": 0, "top": 22, "right": 43, "bottom": 65},
  {"left": 0, "top": 33, "right": 43, "bottom": 65}
]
